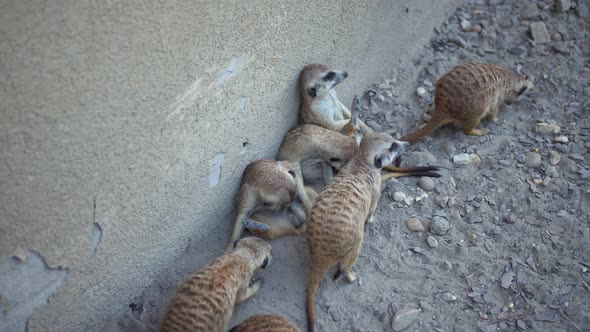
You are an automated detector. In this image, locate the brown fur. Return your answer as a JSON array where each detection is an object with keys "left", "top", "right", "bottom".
[
  {"left": 226, "top": 159, "right": 313, "bottom": 253},
  {"left": 400, "top": 62, "right": 534, "bottom": 143},
  {"left": 161, "top": 237, "right": 272, "bottom": 332},
  {"left": 304, "top": 133, "right": 408, "bottom": 332},
  {"left": 298, "top": 64, "right": 373, "bottom": 134},
  {"left": 229, "top": 314, "right": 300, "bottom": 332}
]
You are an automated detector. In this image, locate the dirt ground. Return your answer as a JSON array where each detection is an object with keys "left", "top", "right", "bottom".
[{"left": 104, "top": 0, "right": 590, "bottom": 331}]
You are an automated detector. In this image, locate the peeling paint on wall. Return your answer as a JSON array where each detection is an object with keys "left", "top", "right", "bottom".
[
  {"left": 0, "top": 252, "right": 68, "bottom": 331},
  {"left": 208, "top": 153, "right": 225, "bottom": 188},
  {"left": 90, "top": 223, "right": 103, "bottom": 257}
]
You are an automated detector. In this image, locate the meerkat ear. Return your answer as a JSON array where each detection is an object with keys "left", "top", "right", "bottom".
[
  {"left": 308, "top": 85, "right": 317, "bottom": 97},
  {"left": 517, "top": 85, "right": 527, "bottom": 96},
  {"left": 374, "top": 155, "right": 383, "bottom": 169},
  {"left": 261, "top": 256, "right": 269, "bottom": 269}
]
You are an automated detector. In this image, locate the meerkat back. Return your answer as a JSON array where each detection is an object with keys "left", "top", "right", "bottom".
[{"left": 229, "top": 314, "right": 300, "bottom": 332}]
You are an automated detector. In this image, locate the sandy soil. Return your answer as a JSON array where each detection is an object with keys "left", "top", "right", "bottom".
[{"left": 104, "top": 1, "right": 590, "bottom": 331}]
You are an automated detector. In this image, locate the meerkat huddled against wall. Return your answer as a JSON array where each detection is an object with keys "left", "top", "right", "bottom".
[
  {"left": 305, "top": 133, "right": 408, "bottom": 332},
  {"left": 230, "top": 314, "right": 300, "bottom": 332},
  {"left": 400, "top": 62, "right": 534, "bottom": 143},
  {"left": 226, "top": 159, "right": 316, "bottom": 253},
  {"left": 161, "top": 237, "right": 271, "bottom": 332}
]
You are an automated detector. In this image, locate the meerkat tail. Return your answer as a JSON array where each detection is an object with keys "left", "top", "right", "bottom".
[
  {"left": 294, "top": 164, "right": 313, "bottom": 214},
  {"left": 306, "top": 261, "right": 330, "bottom": 332},
  {"left": 399, "top": 110, "right": 451, "bottom": 143}
]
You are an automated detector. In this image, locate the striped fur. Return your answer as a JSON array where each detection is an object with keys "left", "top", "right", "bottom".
[
  {"left": 161, "top": 237, "right": 271, "bottom": 332},
  {"left": 230, "top": 314, "right": 300, "bottom": 332},
  {"left": 305, "top": 133, "right": 406, "bottom": 332},
  {"left": 400, "top": 62, "right": 533, "bottom": 143}
]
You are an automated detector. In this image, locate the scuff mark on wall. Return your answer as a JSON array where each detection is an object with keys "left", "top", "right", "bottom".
[
  {"left": 90, "top": 223, "right": 102, "bottom": 257},
  {"left": 208, "top": 153, "right": 225, "bottom": 188},
  {"left": 0, "top": 252, "right": 69, "bottom": 332}
]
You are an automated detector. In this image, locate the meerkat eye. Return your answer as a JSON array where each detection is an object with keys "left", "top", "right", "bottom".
[
  {"left": 263, "top": 202, "right": 272, "bottom": 207},
  {"left": 323, "top": 71, "right": 336, "bottom": 81},
  {"left": 329, "top": 157, "right": 341, "bottom": 163},
  {"left": 288, "top": 170, "right": 296, "bottom": 178},
  {"left": 389, "top": 142, "right": 399, "bottom": 151}
]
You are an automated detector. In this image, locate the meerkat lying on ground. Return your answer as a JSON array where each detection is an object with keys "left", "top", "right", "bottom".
[
  {"left": 400, "top": 62, "right": 534, "bottom": 143},
  {"left": 299, "top": 64, "right": 373, "bottom": 134},
  {"left": 161, "top": 237, "right": 272, "bottom": 332},
  {"left": 226, "top": 159, "right": 316, "bottom": 253},
  {"left": 229, "top": 314, "right": 300, "bottom": 332},
  {"left": 281, "top": 96, "right": 440, "bottom": 189},
  {"left": 304, "top": 133, "right": 408, "bottom": 332}
]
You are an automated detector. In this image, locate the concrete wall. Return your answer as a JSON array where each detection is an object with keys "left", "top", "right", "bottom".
[{"left": 0, "top": 0, "right": 460, "bottom": 330}]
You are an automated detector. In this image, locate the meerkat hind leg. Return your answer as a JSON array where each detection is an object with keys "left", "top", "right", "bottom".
[
  {"left": 464, "top": 127, "right": 489, "bottom": 136},
  {"left": 340, "top": 246, "right": 361, "bottom": 283}
]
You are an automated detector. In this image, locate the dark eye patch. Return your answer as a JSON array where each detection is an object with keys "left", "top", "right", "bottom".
[
  {"left": 517, "top": 86, "right": 527, "bottom": 96},
  {"left": 323, "top": 72, "right": 335, "bottom": 81},
  {"left": 329, "top": 157, "right": 342, "bottom": 162},
  {"left": 263, "top": 202, "right": 272, "bottom": 207},
  {"left": 288, "top": 170, "right": 296, "bottom": 178},
  {"left": 389, "top": 142, "right": 399, "bottom": 151}
]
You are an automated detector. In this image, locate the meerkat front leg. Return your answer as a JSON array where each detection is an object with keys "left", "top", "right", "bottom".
[
  {"left": 365, "top": 196, "right": 379, "bottom": 225},
  {"left": 321, "top": 161, "right": 334, "bottom": 184},
  {"left": 236, "top": 279, "right": 263, "bottom": 304},
  {"left": 488, "top": 105, "right": 500, "bottom": 123}
]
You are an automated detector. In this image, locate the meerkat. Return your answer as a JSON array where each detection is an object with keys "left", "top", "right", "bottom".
[
  {"left": 226, "top": 159, "right": 315, "bottom": 253},
  {"left": 400, "top": 62, "right": 534, "bottom": 143},
  {"left": 161, "top": 237, "right": 272, "bottom": 332},
  {"left": 299, "top": 64, "right": 373, "bottom": 134},
  {"left": 281, "top": 96, "right": 440, "bottom": 190},
  {"left": 305, "top": 133, "right": 408, "bottom": 332},
  {"left": 229, "top": 314, "right": 300, "bottom": 332}
]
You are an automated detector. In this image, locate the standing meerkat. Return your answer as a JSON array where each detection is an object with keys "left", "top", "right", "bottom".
[
  {"left": 229, "top": 314, "right": 300, "bottom": 332},
  {"left": 161, "top": 237, "right": 272, "bottom": 332},
  {"left": 305, "top": 133, "right": 408, "bottom": 332},
  {"left": 400, "top": 62, "right": 534, "bottom": 143},
  {"left": 299, "top": 64, "right": 373, "bottom": 134},
  {"left": 226, "top": 159, "right": 314, "bottom": 253}
]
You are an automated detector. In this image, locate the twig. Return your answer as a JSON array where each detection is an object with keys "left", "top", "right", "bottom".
[
  {"left": 560, "top": 312, "right": 582, "bottom": 332},
  {"left": 582, "top": 280, "right": 590, "bottom": 293}
]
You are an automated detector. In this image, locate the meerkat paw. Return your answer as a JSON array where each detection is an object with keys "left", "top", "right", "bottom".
[
  {"left": 344, "top": 271, "right": 357, "bottom": 283},
  {"left": 465, "top": 128, "right": 489, "bottom": 136},
  {"left": 490, "top": 116, "right": 499, "bottom": 123},
  {"left": 242, "top": 219, "right": 271, "bottom": 232},
  {"left": 249, "top": 278, "right": 264, "bottom": 291},
  {"left": 366, "top": 216, "right": 375, "bottom": 224}
]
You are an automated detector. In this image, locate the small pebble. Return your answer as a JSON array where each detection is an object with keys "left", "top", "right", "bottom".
[
  {"left": 460, "top": 18, "right": 472, "bottom": 31},
  {"left": 391, "top": 308, "right": 419, "bottom": 331},
  {"left": 393, "top": 191, "right": 407, "bottom": 202},
  {"left": 442, "top": 292, "right": 457, "bottom": 302},
  {"left": 473, "top": 24, "right": 483, "bottom": 33},
  {"left": 522, "top": 4, "right": 540, "bottom": 18},
  {"left": 440, "top": 140, "right": 456, "bottom": 156},
  {"left": 431, "top": 217, "right": 450, "bottom": 235},
  {"left": 549, "top": 150, "right": 561, "bottom": 165},
  {"left": 453, "top": 153, "right": 482, "bottom": 165},
  {"left": 406, "top": 218, "right": 425, "bottom": 232},
  {"left": 533, "top": 122, "right": 560, "bottom": 134},
  {"left": 524, "top": 152, "right": 542, "bottom": 168},
  {"left": 416, "top": 87, "right": 427, "bottom": 97},
  {"left": 553, "top": 135, "right": 569, "bottom": 143},
  {"left": 530, "top": 22, "right": 551, "bottom": 44},
  {"left": 415, "top": 193, "right": 428, "bottom": 202},
  {"left": 383, "top": 90, "right": 393, "bottom": 98},
  {"left": 427, "top": 236, "right": 439, "bottom": 248},
  {"left": 551, "top": 32, "right": 563, "bottom": 41},
  {"left": 556, "top": 0, "right": 571, "bottom": 13},
  {"left": 435, "top": 196, "right": 449, "bottom": 208},
  {"left": 509, "top": 46, "right": 527, "bottom": 56},
  {"left": 503, "top": 214, "right": 517, "bottom": 224},
  {"left": 417, "top": 177, "right": 435, "bottom": 191}
]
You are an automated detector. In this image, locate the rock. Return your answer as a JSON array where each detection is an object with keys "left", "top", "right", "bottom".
[
  {"left": 393, "top": 191, "right": 407, "bottom": 202},
  {"left": 501, "top": 271, "right": 515, "bottom": 289},
  {"left": 453, "top": 153, "right": 482, "bottom": 165},
  {"left": 415, "top": 193, "right": 428, "bottom": 202},
  {"left": 431, "top": 217, "right": 450, "bottom": 235},
  {"left": 524, "top": 152, "right": 542, "bottom": 168},
  {"left": 448, "top": 34, "right": 467, "bottom": 48},
  {"left": 417, "top": 177, "right": 435, "bottom": 191},
  {"left": 533, "top": 122, "right": 560, "bottom": 134},
  {"left": 442, "top": 292, "right": 457, "bottom": 302},
  {"left": 460, "top": 18, "right": 472, "bottom": 31},
  {"left": 383, "top": 90, "right": 393, "bottom": 98},
  {"left": 556, "top": 0, "right": 571, "bottom": 13},
  {"left": 517, "top": 319, "right": 527, "bottom": 330},
  {"left": 551, "top": 32, "right": 563, "bottom": 41},
  {"left": 522, "top": 4, "right": 541, "bottom": 18},
  {"left": 549, "top": 150, "right": 561, "bottom": 165},
  {"left": 377, "top": 94, "right": 385, "bottom": 102},
  {"left": 473, "top": 24, "right": 483, "bottom": 33},
  {"left": 503, "top": 214, "right": 517, "bottom": 224},
  {"left": 427, "top": 236, "right": 439, "bottom": 248},
  {"left": 508, "top": 46, "right": 527, "bottom": 56},
  {"left": 406, "top": 218, "right": 425, "bottom": 232},
  {"left": 577, "top": 2, "right": 589, "bottom": 17},
  {"left": 391, "top": 308, "right": 419, "bottom": 331},
  {"left": 417, "top": 87, "right": 427, "bottom": 97},
  {"left": 440, "top": 140, "right": 456, "bottom": 156},
  {"left": 435, "top": 196, "right": 449, "bottom": 208},
  {"left": 530, "top": 22, "right": 551, "bottom": 44},
  {"left": 546, "top": 166, "right": 559, "bottom": 177},
  {"left": 553, "top": 135, "right": 569, "bottom": 143}
]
